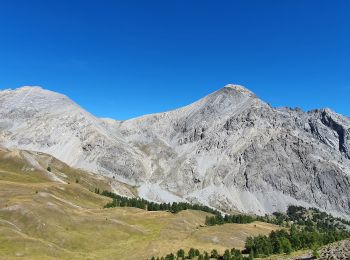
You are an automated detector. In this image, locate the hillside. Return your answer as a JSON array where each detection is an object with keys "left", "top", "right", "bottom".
[{"left": 0, "top": 147, "right": 279, "bottom": 259}]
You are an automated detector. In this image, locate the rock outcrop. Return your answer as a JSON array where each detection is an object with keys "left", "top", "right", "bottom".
[{"left": 319, "top": 239, "right": 350, "bottom": 259}]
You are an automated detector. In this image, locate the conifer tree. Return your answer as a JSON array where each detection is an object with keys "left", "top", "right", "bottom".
[
  {"left": 223, "top": 249, "right": 230, "bottom": 260},
  {"left": 211, "top": 249, "right": 218, "bottom": 258},
  {"left": 188, "top": 248, "right": 196, "bottom": 258},
  {"left": 177, "top": 249, "right": 185, "bottom": 259}
]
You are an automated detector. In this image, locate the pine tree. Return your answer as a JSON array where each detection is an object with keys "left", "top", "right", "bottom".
[
  {"left": 195, "top": 249, "right": 200, "bottom": 256},
  {"left": 223, "top": 249, "right": 230, "bottom": 260},
  {"left": 211, "top": 249, "right": 218, "bottom": 258},
  {"left": 177, "top": 249, "right": 185, "bottom": 259},
  {"left": 188, "top": 248, "right": 196, "bottom": 258}
]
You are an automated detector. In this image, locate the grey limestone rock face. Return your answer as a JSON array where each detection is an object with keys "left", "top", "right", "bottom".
[{"left": 0, "top": 85, "right": 349, "bottom": 218}]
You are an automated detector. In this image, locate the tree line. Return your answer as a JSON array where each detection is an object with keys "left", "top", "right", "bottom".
[
  {"left": 150, "top": 247, "right": 251, "bottom": 260},
  {"left": 99, "top": 189, "right": 260, "bottom": 225},
  {"left": 98, "top": 189, "right": 350, "bottom": 234},
  {"left": 99, "top": 190, "right": 219, "bottom": 214},
  {"left": 205, "top": 213, "right": 255, "bottom": 225}
]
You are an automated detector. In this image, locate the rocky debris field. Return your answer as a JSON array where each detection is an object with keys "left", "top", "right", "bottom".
[{"left": 319, "top": 239, "right": 350, "bottom": 259}]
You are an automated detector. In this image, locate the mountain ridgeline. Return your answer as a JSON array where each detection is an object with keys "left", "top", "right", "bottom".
[{"left": 0, "top": 85, "right": 349, "bottom": 218}]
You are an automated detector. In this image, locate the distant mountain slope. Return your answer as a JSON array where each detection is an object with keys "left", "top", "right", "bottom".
[{"left": 0, "top": 85, "right": 349, "bottom": 218}]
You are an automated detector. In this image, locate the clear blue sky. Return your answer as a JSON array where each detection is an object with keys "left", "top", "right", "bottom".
[{"left": 0, "top": 0, "right": 349, "bottom": 119}]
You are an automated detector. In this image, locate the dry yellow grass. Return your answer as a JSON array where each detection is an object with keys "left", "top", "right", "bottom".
[{"left": 0, "top": 148, "right": 281, "bottom": 259}]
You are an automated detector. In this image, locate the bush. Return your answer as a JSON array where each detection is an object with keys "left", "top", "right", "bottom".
[{"left": 312, "top": 248, "right": 320, "bottom": 259}]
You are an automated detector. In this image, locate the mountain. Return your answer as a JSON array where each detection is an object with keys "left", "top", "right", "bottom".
[
  {"left": 0, "top": 85, "right": 349, "bottom": 218},
  {"left": 0, "top": 86, "right": 146, "bottom": 184}
]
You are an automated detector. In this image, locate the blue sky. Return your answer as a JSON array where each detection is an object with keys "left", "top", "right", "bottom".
[{"left": 0, "top": 0, "right": 349, "bottom": 119}]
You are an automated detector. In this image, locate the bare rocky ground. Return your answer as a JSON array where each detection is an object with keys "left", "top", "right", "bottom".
[
  {"left": 318, "top": 239, "right": 350, "bottom": 260},
  {"left": 272, "top": 239, "right": 350, "bottom": 260}
]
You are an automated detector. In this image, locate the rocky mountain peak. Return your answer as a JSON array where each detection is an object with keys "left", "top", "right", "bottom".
[
  {"left": 187, "top": 84, "right": 261, "bottom": 116},
  {"left": 223, "top": 84, "right": 256, "bottom": 96},
  {"left": 209, "top": 84, "right": 257, "bottom": 100}
]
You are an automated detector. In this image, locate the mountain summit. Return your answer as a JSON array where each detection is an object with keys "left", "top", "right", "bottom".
[
  {"left": 0, "top": 85, "right": 349, "bottom": 218},
  {"left": 223, "top": 84, "right": 256, "bottom": 95}
]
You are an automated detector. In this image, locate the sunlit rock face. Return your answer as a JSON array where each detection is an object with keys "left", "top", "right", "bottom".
[{"left": 1, "top": 84, "right": 349, "bottom": 218}]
